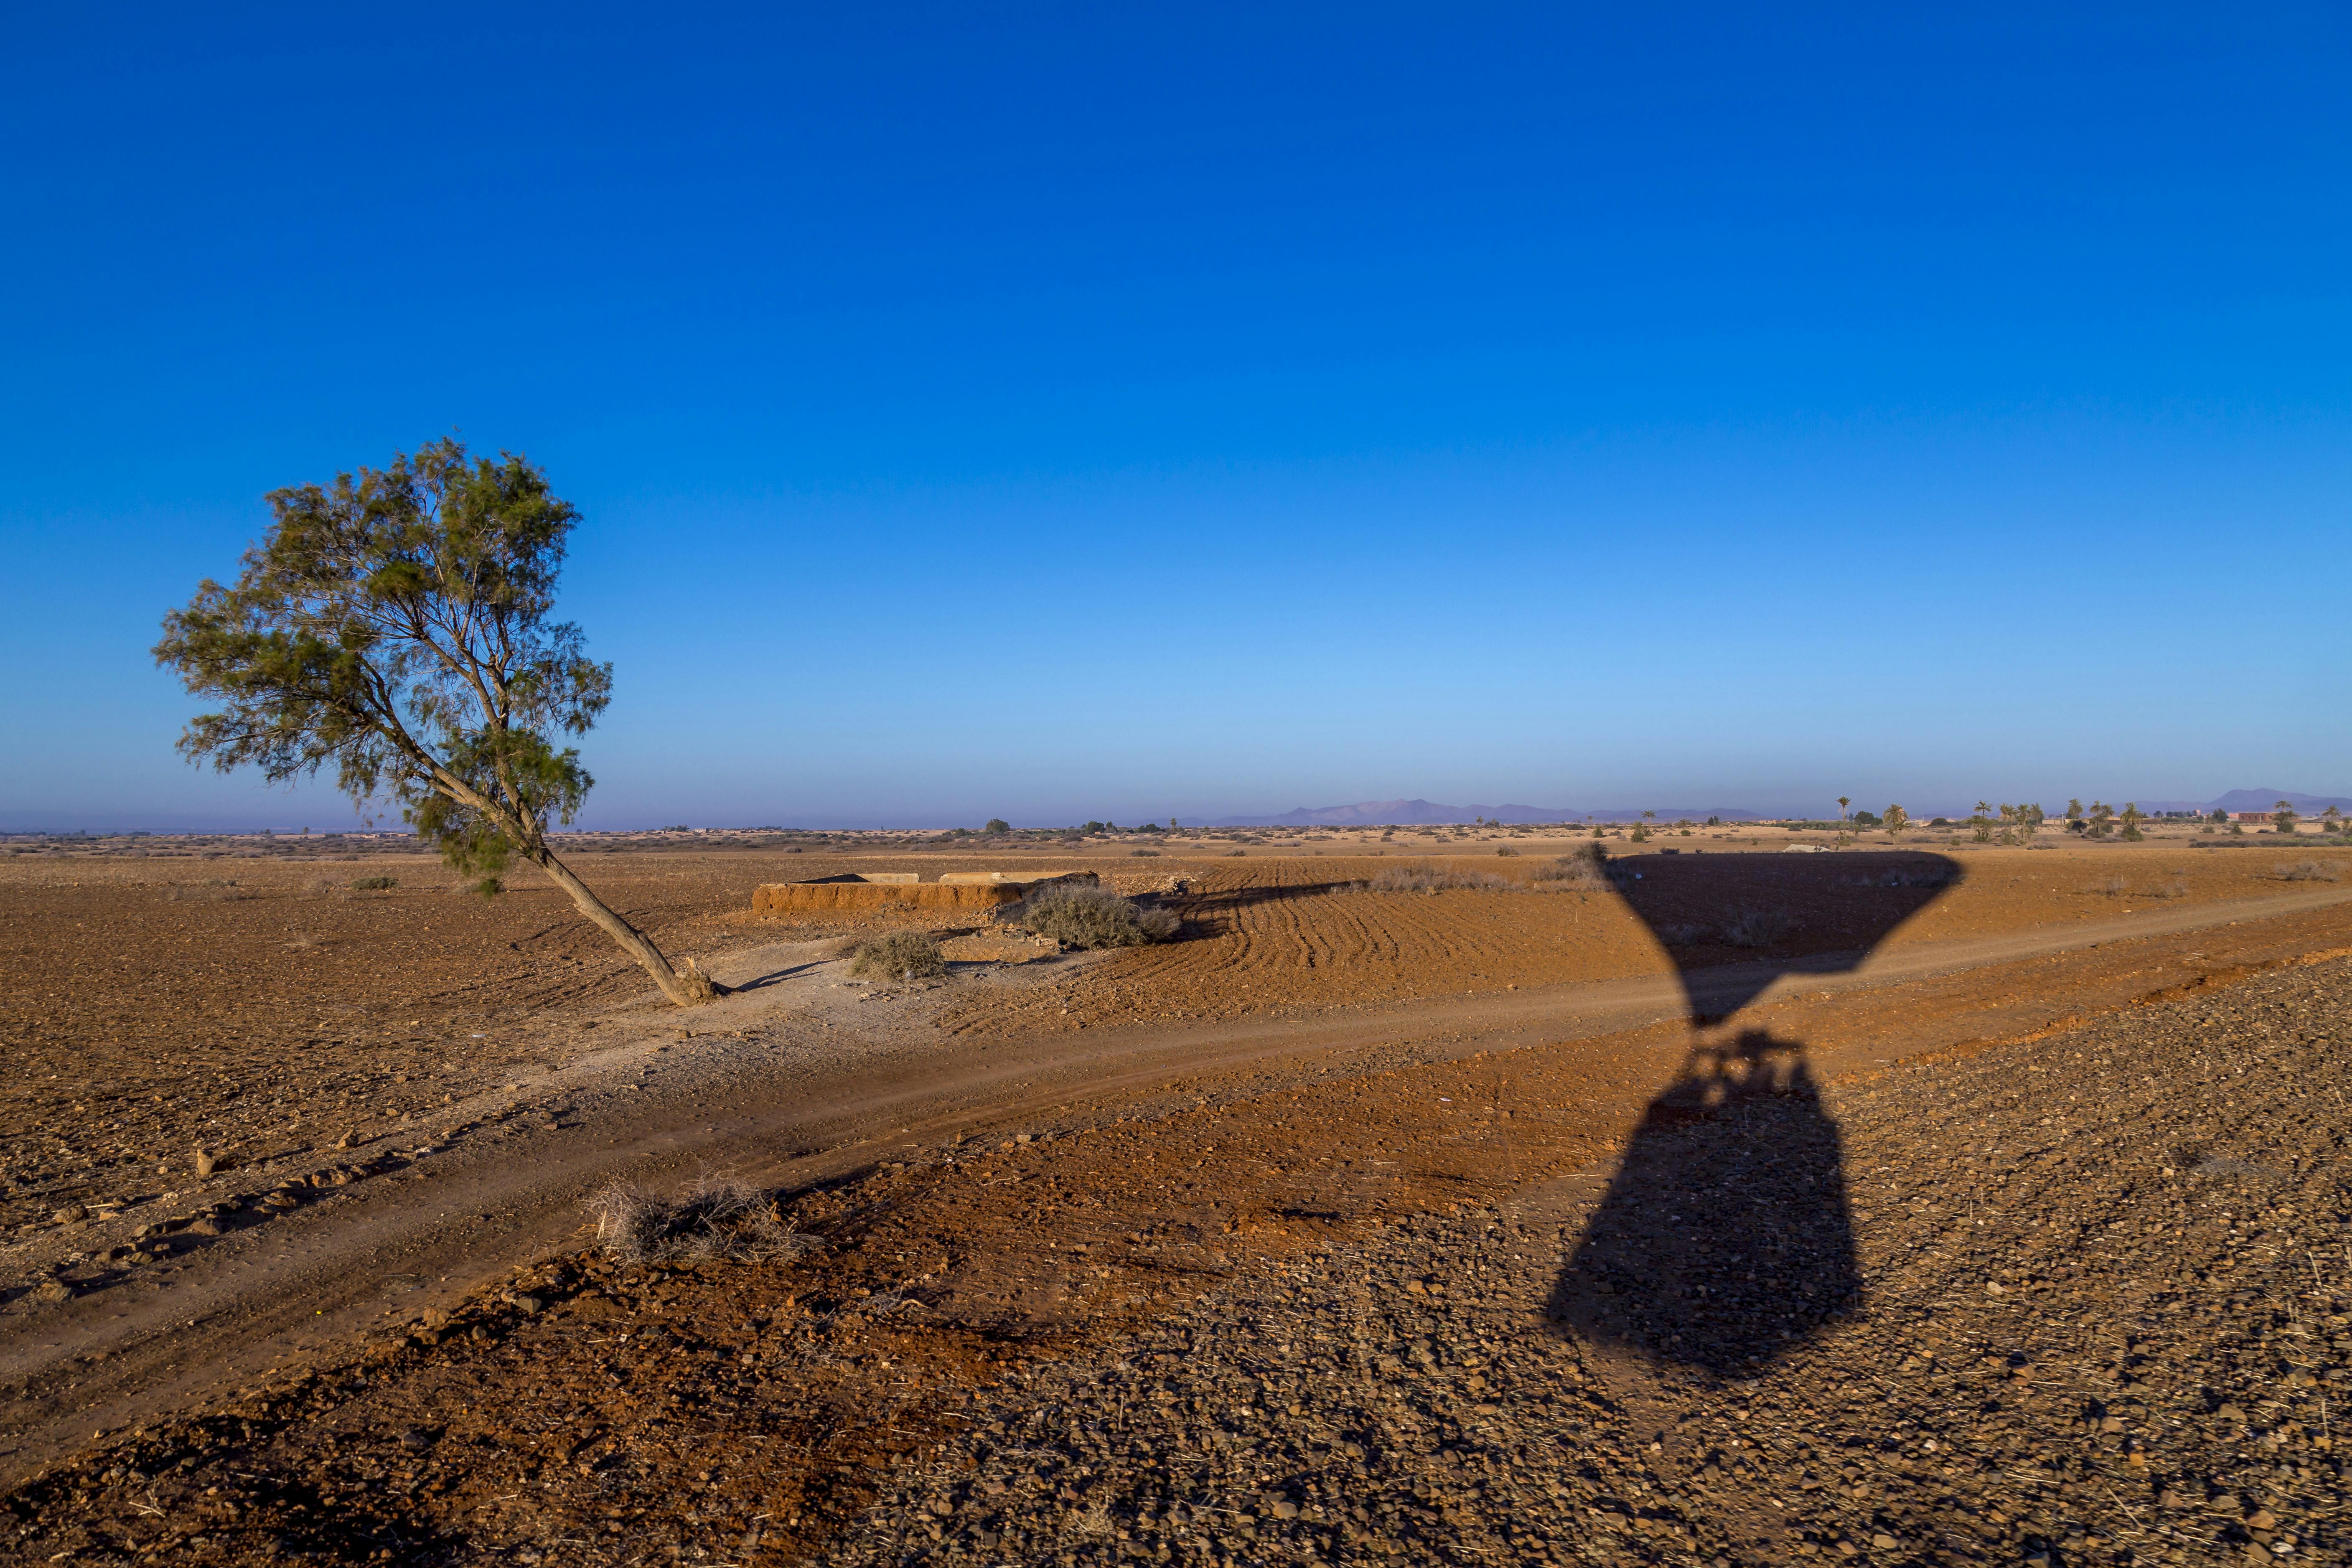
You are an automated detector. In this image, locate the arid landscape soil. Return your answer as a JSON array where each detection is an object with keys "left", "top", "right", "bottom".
[{"left": 3, "top": 831, "right": 2349, "bottom": 1566}]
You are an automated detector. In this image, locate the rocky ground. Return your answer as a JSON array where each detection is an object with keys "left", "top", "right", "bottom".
[
  {"left": 839, "top": 958, "right": 2352, "bottom": 1568},
  {"left": 6, "top": 946, "right": 2349, "bottom": 1566}
]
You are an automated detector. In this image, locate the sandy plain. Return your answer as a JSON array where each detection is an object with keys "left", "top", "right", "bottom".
[{"left": 2, "top": 826, "right": 2349, "bottom": 1565}]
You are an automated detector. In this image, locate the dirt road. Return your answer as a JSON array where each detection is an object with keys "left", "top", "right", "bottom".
[{"left": 4, "top": 882, "right": 2347, "bottom": 1492}]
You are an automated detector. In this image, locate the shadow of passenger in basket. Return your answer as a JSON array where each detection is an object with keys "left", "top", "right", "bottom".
[
  {"left": 1551, "top": 1028, "right": 1860, "bottom": 1373},
  {"left": 1550, "top": 849, "right": 1961, "bottom": 1373}
]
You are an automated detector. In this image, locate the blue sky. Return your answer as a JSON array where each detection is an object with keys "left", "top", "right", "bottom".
[{"left": 3, "top": 4, "right": 2347, "bottom": 830}]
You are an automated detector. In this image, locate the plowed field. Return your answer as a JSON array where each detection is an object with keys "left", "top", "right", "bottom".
[{"left": 3, "top": 835, "right": 2349, "bottom": 1568}]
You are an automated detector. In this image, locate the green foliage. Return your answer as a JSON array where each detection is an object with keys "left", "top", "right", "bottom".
[
  {"left": 154, "top": 440, "right": 610, "bottom": 892},
  {"left": 2120, "top": 802, "right": 2145, "bottom": 841},
  {"left": 984, "top": 818, "right": 1010, "bottom": 833},
  {"left": 2275, "top": 800, "right": 2300, "bottom": 835}
]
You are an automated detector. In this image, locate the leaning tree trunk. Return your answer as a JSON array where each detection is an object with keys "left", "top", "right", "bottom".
[{"left": 529, "top": 846, "right": 721, "bottom": 1006}]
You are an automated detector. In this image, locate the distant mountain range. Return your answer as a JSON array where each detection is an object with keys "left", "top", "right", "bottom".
[
  {"left": 2202, "top": 789, "right": 2352, "bottom": 815},
  {"left": 1189, "top": 798, "right": 1764, "bottom": 827},
  {"left": 2128, "top": 790, "right": 2352, "bottom": 815}
]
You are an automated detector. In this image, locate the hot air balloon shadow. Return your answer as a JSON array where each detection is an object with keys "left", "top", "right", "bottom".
[{"left": 1549, "top": 848, "right": 1962, "bottom": 1373}]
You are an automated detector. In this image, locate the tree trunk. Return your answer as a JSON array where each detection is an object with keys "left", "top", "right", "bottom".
[{"left": 529, "top": 846, "right": 721, "bottom": 1007}]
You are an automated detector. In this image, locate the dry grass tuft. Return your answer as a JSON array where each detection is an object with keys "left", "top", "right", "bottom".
[
  {"left": 1529, "top": 847, "right": 1613, "bottom": 890},
  {"left": 1368, "top": 864, "right": 1510, "bottom": 894},
  {"left": 350, "top": 875, "right": 398, "bottom": 892},
  {"left": 849, "top": 929, "right": 948, "bottom": 980},
  {"left": 2276, "top": 860, "right": 2340, "bottom": 882},
  {"left": 167, "top": 879, "right": 247, "bottom": 902},
  {"left": 586, "top": 1173, "right": 814, "bottom": 1265},
  {"left": 1718, "top": 908, "right": 1797, "bottom": 948}
]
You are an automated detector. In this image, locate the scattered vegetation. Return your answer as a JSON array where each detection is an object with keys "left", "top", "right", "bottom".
[
  {"left": 1017, "top": 884, "right": 1181, "bottom": 947},
  {"left": 587, "top": 1174, "right": 812, "bottom": 1265},
  {"left": 166, "top": 879, "right": 246, "bottom": 902},
  {"left": 1529, "top": 847, "right": 1614, "bottom": 890},
  {"left": 351, "top": 874, "right": 398, "bottom": 891},
  {"left": 849, "top": 930, "right": 948, "bottom": 979},
  {"left": 2276, "top": 861, "right": 2340, "bottom": 883},
  {"left": 1368, "top": 864, "right": 1510, "bottom": 893},
  {"left": 1719, "top": 907, "right": 1797, "bottom": 948}
]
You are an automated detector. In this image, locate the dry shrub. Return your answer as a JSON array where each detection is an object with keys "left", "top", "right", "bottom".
[
  {"left": 1719, "top": 908, "right": 1797, "bottom": 948},
  {"left": 1495, "top": 845, "right": 1519, "bottom": 857},
  {"left": 351, "top": 875, "right": 398, "bottom": 892},
  {"left": 1129, "top": 848, "right": 1161, "bottom": 857},
  {"left": 1368, "top": 864, "right": 1509, "bottom": 893},
  {"left": 301, "top": 877, "right": 339, "bottom": 897},
  {"left": 849, "top": 930, "right": 948, "bottom": 979},
  {"left": 1016, "top": 884, "right": 1179, "bottom": 947},
  {"left": 167, "top": 879, "right": 246, "bottom": 902},
  {"left": 1856, "top": 867, "right": 1950, "bottom": 889},
  {"left": 1530, "top": 848, "right": 1612, "bottom": 890},
  {"left": 2276, "top": 860, "right": 2340, "bottom": 882},
  {"left": 1657, "top": 921, "right": 1714, "bottom": 946},
  {"left": 586, "top": 1174, "right": 812, "bottom": 1265}
]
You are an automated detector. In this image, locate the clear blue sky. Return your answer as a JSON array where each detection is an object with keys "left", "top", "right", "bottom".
[{"left": 3, "top": 4, "right": 2346, "bottom": 830}]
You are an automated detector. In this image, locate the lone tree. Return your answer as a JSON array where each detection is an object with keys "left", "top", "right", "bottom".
[
  {"left": 2275, "top": 799, "right": 2300, "bottom": 836},
  {"left": 1882, "top": 803, "right": 1908, "bottom": 839},
  {"left": 154, "top": 439, "right": 722, "bottom": 1007}
]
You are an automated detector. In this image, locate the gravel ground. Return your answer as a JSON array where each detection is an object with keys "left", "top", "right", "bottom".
[{"left": 832, "top": 960, "right": 2352, "bottom": 1568}]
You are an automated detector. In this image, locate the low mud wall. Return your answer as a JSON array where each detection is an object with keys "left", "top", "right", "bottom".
[
  {"left": 752, "top": 882, "right": 1022, "bottom": 915},
  {"left": 750, "top": 872, "right": 1096, "bottom": 917}
]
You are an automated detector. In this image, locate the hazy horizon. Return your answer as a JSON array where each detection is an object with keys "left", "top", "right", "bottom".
[{"left": 4, "top": 787, "right": 2336, "bottom": 838}]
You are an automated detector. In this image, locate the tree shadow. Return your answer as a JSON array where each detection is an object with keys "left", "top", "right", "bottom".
[{"left": 1550, "top": 850, "right": 1960, "bottom": 1373}]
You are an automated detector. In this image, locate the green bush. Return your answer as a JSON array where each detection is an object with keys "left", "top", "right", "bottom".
[
  {"left": 351, "top": 875, "right": 398, "bottom": 891},
  {"left": 1018, "top": 884, "right": 1180, "bottom": 947},
  {"left": 849, "top": 929, "right": 948, "bottom": 979}
]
